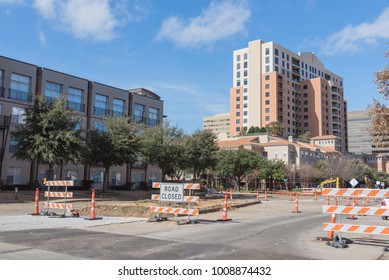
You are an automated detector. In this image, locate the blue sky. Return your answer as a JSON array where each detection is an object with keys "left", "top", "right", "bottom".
[{"left": 0, "top": 0, "right": 388, "bottom": 133}]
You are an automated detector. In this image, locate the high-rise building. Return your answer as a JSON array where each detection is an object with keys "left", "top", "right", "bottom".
[
  {"left": 348, "top": 110, "right": 389, "bottom": 155},
  {"left": 230, "top": 39, "right": 348, "bottom": 153},
  {"left": 0, "top": 55, "right": 164, "bottom": 187},
  {"left": 203, "top": 113, "right": 230, "bottom": 138}
]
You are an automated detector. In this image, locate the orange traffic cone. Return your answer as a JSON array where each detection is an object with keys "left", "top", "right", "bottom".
[
  {"left": 293, "top": 193, "right": 301, "bottom": 213},
  {"left": 347, "top": 197, "right": 357, "bottom": 220},
  {"left": 85, "top": 188, "right": 102, "bottom": 221},
  {"left": 217, "top": 193, "right": 231, "bottom": 222},
  {"left": 31, "top": 188, "right": 40, "bottom": 215}
]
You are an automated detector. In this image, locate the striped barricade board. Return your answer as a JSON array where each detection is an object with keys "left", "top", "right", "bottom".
[
  {"left": 152, "top": 182, "right": 201, "bottom": 190},
  {"left": 43, "top": 202, "right": 72, "bottom": 210},
  {"left": 45, "top": 180, "right": 74, "bottom": 186},
  {"left": 44, "top": 191, "right": 73, "bottom": 198},
  {"left": 322, "top": 188, "right": 389, "bottom": 197},
  {"left": 150, "top": 206, "right": 199, "bottom": 216},
  {"left": 323, "top": 223, "right": 389, "bottom": 235},
  {"left": 151, "top": 194, "right": 200, "bottom": 203},
  {"left": 323, "top": 205, "right": 389, "bottom": 216}
]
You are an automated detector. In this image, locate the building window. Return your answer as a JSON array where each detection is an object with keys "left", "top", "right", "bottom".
[
  {"left": 236, "top": 104, "right": 240, "bottom": 109},
  {"left": 243, "top": 70, "right": 247, "bottom": 77},
  {"left": 243, "top": 111, "right": 247, "bottom": 116},
  {"left": 244, "top": 103, "right": 247, "bottom": 108},
  {"left": 236, "top": 97, "right": 240, "bottom": 101},
  {"left": 265, "top": 100, "right": 270, "bottom": 105},
  {"left": 45, "top": 81, "right": 62, "bottom": 100},
  {"left": 67, "top": 87, "right": 84, "bottom": 112},
  {"left": 243, "top": 96, "right": 248, "bottom": 100},
  {"left": 94, "top": 94, "right": 109, "bottom": 116},
  {"left": 148, "top": 107, "right": 159, "bottom": 126},
  {"left": 244, "top": 61, "right": 248, "bottom": 68},
  {"left": 237, "top": 71, "right": 241, "bottom": 78},
  {"left": 265, "top": 116, "right": 270, "bottom": 121},
  {"left": 134, "top": 103, "right": 145, "bottom": 123},
  {"left": 275, "top": 57, "right": 279, "bottom": 65},
  {"left": 275, "top": 48, "right": 279, "bottom": 56},
  {"left": 93, "top": 120, "right": 107, "bottom": 132},
  {"left": 244, "top": 53, "right": 248, "bottom": 60},
  {"left": 237, "top": 63, "right": 240, "bottom": 70},
  {"left": 265, "top": 75, "right": 270, "bottom": 80},
  {"left": 112, "top": 98, "right": 125, "bottom": 117},
  {"left": 265, "top": 48, "right": 269, "bottom": 55},
  {"left": 112, "top": 171, "right": 122, "bottom": 186},
  {"left": 237, "top": 80, "right": 241, "bottom": 87},
  {"left": 10, "top": 73, "right": 31, "bottom": 102},
  {"left": 265, "top": 56, "right": 270, "bottom": 64},
  {"left": 66, "top": 170, "right": 78, "bottom": 185},
  {"left": 243, "top": 119, "right": 247, "bottom": 123},
  {"left": 236, "top": 112, "right": 240, "bottom": 116},
  {"left": 265, "top": 92, "right": 270, "bottom": 97},
  {"left": 243, "top": 79, "right": 248, "bottom": 85},
  {"left": 11, "top": 107, "right": 26, "bottom": 124},
  {"left": 7, "top": 167, "right": 22, "bottom": 184},
  {"left": 236, "top": 127, "right": 240, "bottom": 132},
  {"left": 9, "top": 137, "right": 18, "bottom": 153},
  {"left": 236, "top": 89, "right": 240, "bottom": 94},
  {"left": 237, "top": 54, "right": 241, "bottom": 61},
  {"left": 265, "top": 108, "right": 270, "bottom": 113}
]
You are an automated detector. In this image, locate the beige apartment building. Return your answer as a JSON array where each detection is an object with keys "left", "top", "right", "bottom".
[
  {"left": 203, "top": 113, "right": 230, "bottom": 138},
  {"left": 0, "top": 55, "right": 163, "bottom": 187},
  {"left": 218, "top": 133, "right": 340, "bottom": 172},
  {"left": 230, "top": 39, "right": 348, "bottom": 154}
]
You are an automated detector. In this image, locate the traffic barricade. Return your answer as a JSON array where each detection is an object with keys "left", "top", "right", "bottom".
[
  {"left": 149, "top": 182, "right": 200, "bottom": 224},
  {"left": 320, "top": 188, "right": 389, "bottom": 247},
  {"left": 43, "top": 180, "right": 74, "bottom": 217}
]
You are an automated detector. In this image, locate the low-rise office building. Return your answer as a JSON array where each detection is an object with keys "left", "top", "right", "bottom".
[{"left": 0, "top": 55, "right": 163, "bottom": 187}]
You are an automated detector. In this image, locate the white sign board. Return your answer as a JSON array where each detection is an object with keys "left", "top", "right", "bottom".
[
  {"left": 350, "top": 178, "right": 358, "bottom": 187},
  {"left": 159, "top": 183, "right": 184, "bottom": 203}
]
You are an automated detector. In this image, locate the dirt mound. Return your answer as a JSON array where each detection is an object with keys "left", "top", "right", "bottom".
[{"left": 77, "top": 198, "right": 257, "bottom": 218}]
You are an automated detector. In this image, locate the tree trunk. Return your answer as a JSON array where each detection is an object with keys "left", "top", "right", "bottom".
[{"left": 103, "top": 167, "right": 110, "bottom": 192}]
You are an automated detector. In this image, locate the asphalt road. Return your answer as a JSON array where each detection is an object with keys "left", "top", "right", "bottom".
[{"left": 1, "top": 196, "right": 389, "bottom": 260}]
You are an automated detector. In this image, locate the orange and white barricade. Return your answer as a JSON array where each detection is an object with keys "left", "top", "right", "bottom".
[
  {"left": 43, "top": 180, "right": 73, "bottom": 217},
  {"left": 321, "top": 188, "right": 389, "bottom": 243},
  {"left": 150, "top": 182, "right": 200, "bottom": 224}
]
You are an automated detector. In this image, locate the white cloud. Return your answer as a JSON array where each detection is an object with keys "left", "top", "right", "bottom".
[
  {"left": 156, "top": 0, "right": 251, "bottom": 48},
  {"left": 32, "top": 0, "right": 149, "bottom": 41},
  {"left": 320, "top": 7, "right": 389, "bottom": 55}
]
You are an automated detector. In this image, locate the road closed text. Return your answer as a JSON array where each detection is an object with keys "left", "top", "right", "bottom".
[{"left": 159, "top": 183, "right": 184, "bottom": 203}]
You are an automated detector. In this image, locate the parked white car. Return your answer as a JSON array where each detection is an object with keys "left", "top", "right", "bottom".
[{"left": 382, "top": 198, "right": 389, "bottom": 220}]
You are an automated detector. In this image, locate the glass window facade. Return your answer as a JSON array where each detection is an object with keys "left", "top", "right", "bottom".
[
  {"left": 67, "top": 87, "right": 84, "bottom": 112},
  {"left": 134, "top": 103, "right": 145, "bottom": 123},
  {"left": 10, "top": 73, "right": 31, "bottom": 102},
  {"left": 112, "top": 98, "right": 125, "bottom": 117},
  {"left": 45, "top": 81, "right": 62, "bottom": 100},
  {"left": 94, "top": 94, "right": 109, "bottom": 116}
]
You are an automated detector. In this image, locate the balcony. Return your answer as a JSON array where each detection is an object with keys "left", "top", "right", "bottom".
[
  {"left": 67, "top": 101, "right": 86, "bottom": 113},
  {"left": 93, "top": 106, "right": 110, "bottom": 116},
  {"left": 9, "top": 89, "right": 32, "bottom": 102}
]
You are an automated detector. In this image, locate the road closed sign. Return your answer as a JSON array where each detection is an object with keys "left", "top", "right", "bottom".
[{"left": 159, "top": 183, "right": 184, "bottom": 203}]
